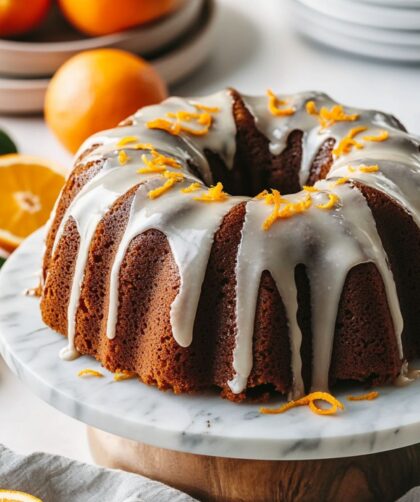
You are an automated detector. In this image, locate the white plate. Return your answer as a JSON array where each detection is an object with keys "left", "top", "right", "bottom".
[
  {"left": 293, "top": 1, "right": 420, "bottom": 46},
  {"left": 0, "top": 0, "right": 217, "bottom": 114},
  {"left": 354, "top": 0, "right": 420, "bottom": 8},
  {"left": 297, "top": 0, "right": 420, "bottom": 29},
  {"left": 0, "top": 0, "right": 202, "bottom": 78},
  {"left": 295, "top": 16, "right": 420, "bottom": 62}
]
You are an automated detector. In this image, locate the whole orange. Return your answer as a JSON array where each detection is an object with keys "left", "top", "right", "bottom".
[
  {"left": 0, "top": 0, "right": 51, "bottom": 37},
  {"left": 45, "top": 48, "right": 167, "bottom": 154},
  {"left": 58, "top": 0, "right": 177, "bottom": 36}
]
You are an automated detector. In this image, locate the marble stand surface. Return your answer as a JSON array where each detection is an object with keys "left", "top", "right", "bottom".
[{"left": 1, "top": 229, "right": 420, "bottom": 461}]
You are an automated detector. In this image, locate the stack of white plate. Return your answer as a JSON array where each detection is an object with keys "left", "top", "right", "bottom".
[{"left": 290, "top": 0, "right": 420, "bottom": 62}]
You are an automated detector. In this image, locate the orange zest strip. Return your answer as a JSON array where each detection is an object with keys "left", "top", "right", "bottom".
[
  {"left": 194, "top": 182, "right": 228, "bottom": 202},
  {"left": 193, "top": 103, "right": 220, "bottom": 113},
  {"left": 363, "top": 130, "right": 389, "bottom": 142},
  {"left": 266, "top": 89, "right": 295, "bottom": 117},
  {"left": 359, "top": 164, "right": 380, "bottom": 173},
  {"left": 316, "top": 192, "right": 340, "bottom": 210},
  {"left": 148, "top": 171, "right": 185, "bottom": 199},
  {"left": 260, "top": 391, "right": 344, "bottom": 416},
  {"left": 254, "top": 189, "right": 269, "bottom": 200},
  {"left": 117, "top": 135, "right": 139, "bottom": 147},
  {"left": 118, "top": 150, "right": 129, "bottom": 165},
  {"left": 262, "top": 190, "right": 312, "bottom": 230},
  {"left": 114, "top": 370, "right": 136, "bottom": 381},
  {"left": 333, "top": 126, "right": 367, "bottom": 157},
  {"left": 78, "top": 368, "right": 104, "bottom": 378},
  {"left": 306, "top": 101, "right": 359, "bottom": 129},
  {"left": 303, "top": 185, "right": 319, "bottom": 192},
  {"left": 347, "top": 391, "right": 379, "bottom": 401},
  {"left": 182, "top": 182, "right": 202, "bottom": 193},
  {"left": 147, "top": 106, "right": 217, "bottom": 137},
  {"left": 133, "top": 142, "right": 154, "bottom": 151},
  {"left": 331, "top": 177, "right": 349, "bottom": 186}
]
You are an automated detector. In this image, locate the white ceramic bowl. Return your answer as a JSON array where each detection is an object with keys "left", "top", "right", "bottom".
[
  {"left": 0, "top": 0, "right": 217, "bottom": 114},
  {"left": 0, "top": 0, "right": 203, "bottom": 77}
]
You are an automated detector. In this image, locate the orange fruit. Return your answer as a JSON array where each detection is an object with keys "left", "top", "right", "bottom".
[
  {"left": 0, "top": 0, "right": 51, "bottom": 37},
  {"left": 0, "top": 154, "right": 66, "bottom": 253},
  {"left": 58, "top": 0, "right": 177, "bottom": 36},
  {"left": 45, "top": 48, "right": 167, "bottom": 154}
]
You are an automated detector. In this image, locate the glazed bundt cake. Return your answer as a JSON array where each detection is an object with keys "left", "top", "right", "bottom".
[{"left": 40, "top": 88, "right": 420, "bottom": 401}]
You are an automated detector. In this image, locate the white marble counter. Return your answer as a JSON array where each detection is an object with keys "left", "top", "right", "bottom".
[{"left": 0, "top": 0, "right": 419, "bottom": 463}]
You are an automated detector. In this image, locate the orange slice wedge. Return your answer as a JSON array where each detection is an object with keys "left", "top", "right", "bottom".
[
  {"left": 0, "top": 489, "right": 43, "bottom": 502},
  {"left": 0, "top": 154, "right": 66, "bottom": 253}
]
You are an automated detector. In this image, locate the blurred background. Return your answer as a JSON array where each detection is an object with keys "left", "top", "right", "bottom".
[{"left": 0, "top": 0, "right": 419, "bottom": 462}]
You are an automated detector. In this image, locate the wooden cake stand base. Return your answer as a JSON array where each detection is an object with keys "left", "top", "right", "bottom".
[{"left": 88, "top": 426, "right": 420, "bottom": 502}]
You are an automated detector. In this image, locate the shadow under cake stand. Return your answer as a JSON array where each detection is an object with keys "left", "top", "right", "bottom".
[{"left": 1, "top": 229, "right": 420, "bottom": 501}]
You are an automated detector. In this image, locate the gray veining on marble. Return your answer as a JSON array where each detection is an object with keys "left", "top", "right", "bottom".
[{"left": 1, "top": 229, "right": 420, "bottom": 460}]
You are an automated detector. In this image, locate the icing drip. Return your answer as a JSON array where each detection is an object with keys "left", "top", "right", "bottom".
[
  {"left": 47, "top": 88, "right": 420, "bottom": 397},
  {"left": 106, "top": 178, "right": 246, "bottom": 346}
]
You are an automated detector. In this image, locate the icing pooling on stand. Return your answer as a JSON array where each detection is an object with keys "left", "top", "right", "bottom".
[{"left": 46, "top": 89, "right": 420, "bottom": 397}]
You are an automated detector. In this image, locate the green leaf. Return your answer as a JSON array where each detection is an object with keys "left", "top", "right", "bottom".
[
  {"left": 0, "top": 256, "right": 5, "bottom": 268},
  {"left": 0, "top": 129, "right": 17, "bottom": 155}
]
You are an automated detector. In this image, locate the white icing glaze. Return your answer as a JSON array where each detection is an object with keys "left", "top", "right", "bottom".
[{"left": 45, "top": 89, "right": 420, "bottom": 397}]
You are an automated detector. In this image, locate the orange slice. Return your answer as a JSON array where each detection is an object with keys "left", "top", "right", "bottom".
[
  {"left": 0, "top": 489, "right": 43, "bottom": 502},
  {"left": 0, "top": 154, "right": 66, "bottom": 253}
]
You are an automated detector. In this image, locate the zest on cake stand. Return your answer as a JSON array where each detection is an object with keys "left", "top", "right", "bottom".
[{"left": 1, "top": 228, "right": 420, "bottom": 502}]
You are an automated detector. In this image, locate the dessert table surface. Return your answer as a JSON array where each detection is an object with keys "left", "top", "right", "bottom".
[{"left": 0, "top": 0, "right": 419, "bottom": 464}]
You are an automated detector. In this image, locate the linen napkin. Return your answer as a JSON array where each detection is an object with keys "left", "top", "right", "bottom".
[{"left": 0, "top": 444, "right": 198, "bottom": 502}]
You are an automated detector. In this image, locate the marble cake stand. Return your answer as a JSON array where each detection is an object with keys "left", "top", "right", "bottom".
[{"left": 1, "top": 229, "right": 420, "bottom": 501}]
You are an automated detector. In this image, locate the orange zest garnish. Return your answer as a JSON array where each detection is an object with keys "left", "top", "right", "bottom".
[
  {"left": 147, "top": 104, "right": 218, "bottom": 137},
  {"left": 363, "top": 130, "right": 389, "bottom": 142},
  {"left": 266, "top": 89, "right": 295, "bottom": 117},
  {"left": 193, "top": 103, "right": 220, "bottom": 113},
  {"left": 347, "top": 391, "right": 379, "bottom": 401},
  {"left": 303, "top": 185, "right": 318, "bottom": 192},
  {"left": 254, "top": 189, "right": 269, "bottom": 200},
  {"left": 333, "top": 126, "right": 367, "bottom": 157},
  {"left": 182, "top": 182, "right": 202, "bottom": 193},
  {"left": 306, "top": 101, "right": 359, "bottom": 129},
  {"left": 137, "top": 150, "right": 181, "bottom": 174},
  {"left": 78, "top": 368, "right": 104, "bottom": 378},
  {"left": 260, "top": 391, "right": 344, "bottom": 416},
  {"left": 114, "top": 370, "right": 136, "bottom": 381},
  {"left": 331, "top": 177, "right": 349, "bottom": 186},
  {"left": 316, "top": 192, "right": 340, "bottom": 210},
  {"left": 117, "top": 135, "right": 139, "bottom": 147},
  {"left": 262, "top": 190, "right": 312, "bottom": 230},
  {"left": 118, "top": 150, "right": 129, "bottom": 165},
  {"left": 359, "top": 164, "right": 380, "bottom": 173},
  {"left": 148, "top": 171, "right": 185, "bottom": 199},
  {"left": 133, "top": 142, "right": 154, "bottom": 151},
  {"left": 194, "top": 182, "right": 228, "bottom": 202}
]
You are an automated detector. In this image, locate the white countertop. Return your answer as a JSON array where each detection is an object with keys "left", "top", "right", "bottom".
[{"left": 1, "top": 0, "right": 419, "bottom": 463}]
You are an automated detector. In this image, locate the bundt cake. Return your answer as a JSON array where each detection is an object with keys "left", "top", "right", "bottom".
[{"left": 40, "top": 88, "right": 420, "bottom": 401}]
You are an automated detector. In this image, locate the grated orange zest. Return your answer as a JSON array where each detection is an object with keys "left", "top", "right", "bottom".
[
  {"left": 78, "top": 368, "right": 104, "bottom": 378},
  {"left": 255, "top": 189, "right": 269, "bottom": 200},
  {"left": 316, "top": 192, "right": 340, "bottom": 210},
  {"left": 306, "top": 101, "right": 359, "bottom": 129},
  {"left": 148, "top": 171, "right": 185, "bottom": 199},
  {"left": 363, "top": 130, "right": 389, "bottom": 142},
  {"left": 266, "top": 89, "right": 295, "bottom": 117},
  {"left": 182, "top": 182, "right": 202, "bottom": 193},
  {"left": 114, "top": 369, "right": 136, "bottom": 381},
  {"left": 359, "top": 164, "right": 380, "bottom": 173},
  {"left": 194, "top": 182, "right": 228, "bottom": 202},
  {"left": 118, "top": 150, "right": 129, "bottom": 165},
  {"left": 193, "top": 103, "right": 220, "bottom": 113},
  {"left": 333, "top": 126, "right": 367, "bottom": 157},
  {"left": 332, "top": 177, "right": 349, "bottom": 186},
  {"left": 303, "top": 185, "right": 318, "bottom": 192},
  {"left": 347, "top": 391, "right": 379, "bottom": 401},
  {"left": 133, "top": 142, "right": 154, "bottom": 151},
  {"left": 117, "top": 135, "right": 139, "bottom": 147},
  {"left": 260, "top": 391, "right": 344, "bottom": 416},
  {"left": 262, "top": 190, "right": 312, "bottom": 229}
]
